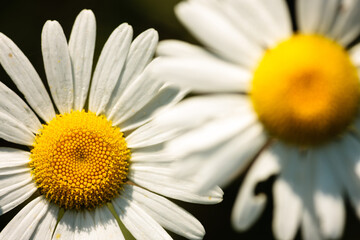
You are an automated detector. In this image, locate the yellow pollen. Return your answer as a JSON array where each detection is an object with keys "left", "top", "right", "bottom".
[
  {"left": 251, "top": 34, "right": 360, "bottom": 146},
  {"left": 29, "top": 110, "right": 131, "bottom": 210}
]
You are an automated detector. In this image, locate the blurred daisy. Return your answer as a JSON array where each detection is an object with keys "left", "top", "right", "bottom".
[
  {"left": 0, "top": 9, "right": 223, "bottom": 240},
  {"left": 150, "top": 0, "right": 360, "bottom": 239}
]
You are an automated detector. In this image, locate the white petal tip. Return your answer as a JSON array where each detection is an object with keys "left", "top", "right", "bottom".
[
  {"left": 43, "top": 20, "right": 62, "bottom": 34},
  {"left": 118, "top": 22, "right": 131, "bottom": 30},
  {"left": 174, "top": 1, "right": 188, "bottom": 14},
  {"left": 80, "top": 9, "right": 94, "bottom": 15},
  {"left": 196, "top": 185, "right": 224, "bottom": 204},
  {"left": 76, "top": 10, "right": 96, "bottom": 23},
  {"left": 144, "top": 28, "right": 159, "bottom": 39},
  {"left": 44, "top": 20, "right": 59, "bottom": 26}
]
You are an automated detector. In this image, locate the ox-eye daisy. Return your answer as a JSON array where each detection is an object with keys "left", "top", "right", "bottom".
[
  {"left": 0, "top": 9, "right": 222, "bottom": 240},
  {"left": 150, "top": 0, "right": 360, "bottom": 239}
]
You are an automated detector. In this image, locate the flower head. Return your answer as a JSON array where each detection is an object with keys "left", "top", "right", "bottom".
[
  {"left": 151, "top": 0, "right": 360, "bottom": 239},
  {"left": 0, "top": 9, "right": 222, "bottom": 240}
]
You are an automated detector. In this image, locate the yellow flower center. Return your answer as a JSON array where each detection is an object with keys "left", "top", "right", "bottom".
[
  {"left": 29, "top": 111, "right": 131, "bottom": 210},
  {"left": 251, "top": 34, "right": 360, "bottom": 147}
]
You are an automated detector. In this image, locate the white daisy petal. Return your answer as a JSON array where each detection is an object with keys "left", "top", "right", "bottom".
[
  {"left": 331, "top": 158, "right": 360, "bottom": 212},
  {"left": 302, "top": 208, "right": 322, "bottom": 240},
  {"left": 126, "top": 94, "right": 247, "bottom": 148},
  {"left": 123, "top": 185, "right": 205, "bottom": 240},
  {"left": 130, "top": 144, "right": 175, "bottom": 163},
  {"left": 0, "top": 170, "right": 32, "bottom": 194},
  {"left": 157, "top": 40, "right": 218, "bottom": 59},
  {"left": 53, "top": 209, "right": 120, "bottom": 240},
  {"left": 129, "top": 163, "right": 223, "bottom": 204},
  {"left": 0, "top": 82, "right": 41, "bottom": 133},
  {"left": 107, "top": 67, "right": 163, "bottom": 126},
  {"left": 273, "top": 148, "right": 303, "bottom": 240},
  {"left": 106, "top": 29, "right": 159, "bottom": 113},
  {"left": 42, "top": 20, "right": 74, "bottom": 114},
  {"left": 171, "top": 148, "right": 216, "bottom": 181},
  {"left": 0, "top": 182, "right": 37, "bottom": 215},
  {"left": 150, "top": 56, "right": 251, "bottom": 93},
  {"left": 0, "top": 111, "right": 35, "bottom": 145},
  {"left": 74, "top": 210, "right": 97, "bottom": 239},
  {"left": 0, "top": 149, "right": 37, "bottom": 214},
  {"left": 0, "top": 196, "right": 49, "bottom": 240},
  {"left": 175, "top": 1, "right": 262, "bottom": 67},
  {"left": 206, "top": 0, "right": 270, "bottom": 48},
  {"left": 355, "top": 160, "right": 360, "bottom": 180},
  {"left": 120, "top": 84, "right": 188, "bottom": 132},
  {"left": 297, "top": 0, "right": 340, "bottom": 35},
  {"left": 52, "top": 210, "right": 76, "bottom": 240},
  {"left": 300, "top": 152, "right": 322, "bottom": 240},
  {"left": 297, "top": 0, "right": 314, "bottom": 33},
  {"left": 69, "top": 9, "right": 96, "bottom": 111},
  {"left": 0, "top": 148, "right": 29, "bottom": 161},
  {"left": 328, "top": 135, "right": 360, "bottom": 218},
  {"left": 350, "top": 43, "right": 360, "bottom": 67},
  {"left": 88, "top": 23, "right": 132, "bottom": 115},
  {"left": 231, "top": 143, "right": 282, "bottom": 231},
  {"left": 0, "top": 148, "right": 31, "bottom": 180},
  {"left": 317, "top": 0, "right": 341, "bottom": 35},
  {"left": 31, "top": 203, "right": 58, "bottom": 240},
  {"left": 113, "top": 195, "right": 172, "bottom": 240},
  {"left": 1, "top": 163, "right": 29, "bottom": 177},
  {"left": 94, "top": 206, "right": 125, "bottom": 240},
  {"left": 341, "top": 133, "right": 360, "bottom": 178},
  {"left": 255, "top": 0, "right": 292, "bottom": 39},
  {"left": 330, "top": 0, "right": 360, "bottom": 46},
  {"left": 221, "top": 0, "right": 291, "bottom": 47},
  {"left": 0, "top": 148, "right": 31, "bottom": 176},
  {"left": 168, "top": 110, "right": 261, "bottom": 181},
  {"left": 0, "top": 33, "right": 55, "bottom": 122},
  {"left": 166, "top": 107, "right": 256, "bottom": 158},
  {"left": 194, "top": 120, "right": 267, "bottom": 192},
  {"left": 313, "top": 149, "right": 345, "bottom": 239},
  {"left": 120, "top": 29, "right": 158, "bottom": 88}
]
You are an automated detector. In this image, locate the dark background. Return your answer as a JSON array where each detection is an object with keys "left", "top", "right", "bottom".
[{"left": 0, "top": 0, "right": 359, "bottom": 239}]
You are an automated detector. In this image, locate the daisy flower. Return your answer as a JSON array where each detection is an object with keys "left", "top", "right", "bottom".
[
  {"left": 150, "top": 0, "right": 360, "bottom": 239},
  {"left": 0, "top": 9, "right": 223, "bottom": 240}
]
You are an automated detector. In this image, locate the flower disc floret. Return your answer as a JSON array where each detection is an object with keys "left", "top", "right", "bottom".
[
  {"left": 30, "top": 110, "right": 131, "bottom": 210},
  {"left": 251, "top": 34, "right": 360, "bottom": 146}
]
